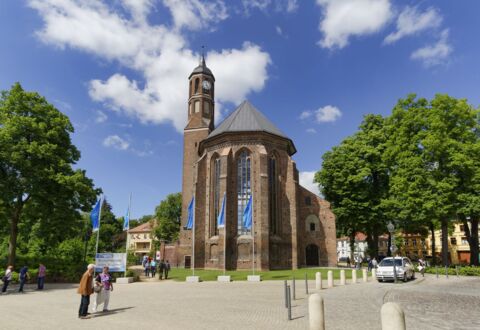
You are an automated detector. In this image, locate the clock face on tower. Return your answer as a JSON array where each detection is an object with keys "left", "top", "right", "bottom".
[{"left": 202, "top": 80, "right": 211, "bottom": 90}]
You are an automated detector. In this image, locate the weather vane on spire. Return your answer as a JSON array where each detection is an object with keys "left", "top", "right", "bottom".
[{"left": 201, "top": 45, "right": 206, "bottom": 65}]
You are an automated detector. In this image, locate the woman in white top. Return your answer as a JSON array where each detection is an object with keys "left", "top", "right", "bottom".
[{"left": 2, "top": 265, "right": 13, "bottom": 293}]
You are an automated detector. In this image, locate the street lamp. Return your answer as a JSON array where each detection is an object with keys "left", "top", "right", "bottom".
[{"left": 387, "top": 221, "right": 398, "bottom": 283}]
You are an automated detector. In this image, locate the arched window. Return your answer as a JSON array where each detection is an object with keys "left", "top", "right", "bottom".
[
  {"left": 194, "top": 78, "right": 199, "bottom": 94},
  {"left": 210, "top": 156, "right": 221, "bottom": 236},
  {"left": 194, "top": 101, "right": 200, "bottom": 113},
  {"left": 189, "top": 80, "right": 192, "bottom": 96},
  {"left": 237, "top": 150, "right": 251, "bottom": 235},
  {"left": 268, "top": 155, "right": 278, "bottom": 234},
  {"left": 204, "top": 101, "right": 210, "bottom": 115}
]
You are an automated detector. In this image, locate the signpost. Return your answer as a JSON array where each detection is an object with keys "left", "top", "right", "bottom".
[{"left": 95, "top": 253, "right": 127, "bottom": 273}]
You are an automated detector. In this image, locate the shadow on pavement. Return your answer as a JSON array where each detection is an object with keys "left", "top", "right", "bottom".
[{"left": 93, "top": 306, "right": 135, "bottom": 318}]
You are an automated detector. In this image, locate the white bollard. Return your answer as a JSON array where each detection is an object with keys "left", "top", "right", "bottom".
[
  {"left": 372, "top": 269, "right": 376, "bottom": 281},
  {"left": 308, "top": 293, "right": 325, "bottom": 330},
  {"left": 381, "top": 302, "right": 406, "bottom": 330},
  {"left": 363, "top": 269, "right": 368, "bottom": 282},
  {"left": 352, "top": 269, "right": 357, "bottom": 284},
  {"left": 315, "top": 272, "right": 322, "bottom": 290},
  {"left": 327, "top": 271, "right": 333, "bottom": 288},
  {"left": 340, "top": 270, "right": 346, "bottom": 285}
]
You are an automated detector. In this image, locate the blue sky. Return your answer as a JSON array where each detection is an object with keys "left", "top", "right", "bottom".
[{"left": 1, "top": 0, "right": 479, "bottom": 219}]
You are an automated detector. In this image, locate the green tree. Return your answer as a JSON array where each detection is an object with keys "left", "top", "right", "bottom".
[
  {"left": 153, "top": 193, "right": 182, "bottom": 242},
  {"left": 0, "top": 83, "right": 99, "bottom": 265}
]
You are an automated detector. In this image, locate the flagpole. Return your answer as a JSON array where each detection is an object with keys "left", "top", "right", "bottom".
[
  {"left": 192, "top": 194, "right": 196, "bottom": 277},
  {"left": 252, "top": 194, "right": 255, "bottom": 276},
  {"left": 94, "top": 195, "right": 103, "bottom": 277},
  {"left": 224, "top": 193, "right": 227, "bottom": 276},
  {"left": 124, "top": 193, "right": 132, "bottom": 277}
]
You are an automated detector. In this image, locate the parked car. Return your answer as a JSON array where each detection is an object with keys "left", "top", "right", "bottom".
[{"left": 376, "top": 257, "right": 415, "bottom": 282}]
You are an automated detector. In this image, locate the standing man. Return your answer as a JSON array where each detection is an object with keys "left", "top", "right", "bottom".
[
  {"left": 18, "top": 265, "right": 29, "bottom": 293},
  {"left": 78, "top": 264, "right": 95, "bottom": 319},
  {"left": 165, "top": 260, "right": 171, "bottom": 279},
  {"left": 37, "top": 263, "right": 46, "bottom": 290},
  {"left": 1, "top": 265, "right": 13, "bottom": 294},
  {"left": 159, "top": 260, "right": 165, "bottom": 280}
]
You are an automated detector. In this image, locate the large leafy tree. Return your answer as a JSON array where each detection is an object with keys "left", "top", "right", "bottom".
[
  {"left": 316, "top": 115, "right": 390, "bottom": 258},
  {"left": 0, "top": 83, "right": 98, "bottom": 265},
  {"left": 153, "top": 193, "right": 182, "bottom": 242}
]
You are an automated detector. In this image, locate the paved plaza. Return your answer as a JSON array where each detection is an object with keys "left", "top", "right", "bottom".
[{"left": 1, "top": 274, "right": 479, "bottom": 329}]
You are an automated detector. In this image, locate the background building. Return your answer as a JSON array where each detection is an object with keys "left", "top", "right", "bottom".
[{"left": 128, "top": 222, "right": 154, "bottom": 257}]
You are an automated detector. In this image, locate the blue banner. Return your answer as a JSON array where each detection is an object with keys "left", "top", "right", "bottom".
[
  {"left": 186, "top": 196, "right": 195, "bottom": 229},
  {"left": 90, "top": 198, "right": 101, "bottom": 232},
  {"left": 123, "top": 207, "right": 129, "bottom": 231},
  {"left": 243, "top": 195, "right": 253, "bottom": 229},
  {"left": 217, "top": 192, "right": 226, "bottom": 228}
]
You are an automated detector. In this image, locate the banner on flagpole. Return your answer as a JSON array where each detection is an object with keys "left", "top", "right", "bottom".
[
  {"left": 186, "top": 196, "right": 195, "bottom": 229},
  {"left": 243, "top": 195, "right": 253, "bottom": 230},
  {"left": 91, "top": 198, "right": 101, "bottom": 232},
  {"left": 123, "top": 207, "right": 129, "bottom": 231},
  {"left": 217, "top": 192, "right": 226, "bottom": 228}
]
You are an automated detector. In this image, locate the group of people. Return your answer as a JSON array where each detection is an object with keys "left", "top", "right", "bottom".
[
  {"left": 142, "top": 256, "right": 171, "bottom": 280},
  {"left": 1, "top": 263, "right": 47, "bottom": 294},
  {"left": 78, "top": 264, "right": 114, "bottom": 319},
  {"left": 367, "top": 257, "right": 378, "bottom": 272}
]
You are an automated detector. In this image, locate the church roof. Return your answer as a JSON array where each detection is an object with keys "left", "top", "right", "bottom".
[
  {"left": 206, "top": 100, "right": 296, "bottom": 155},
  {"left": 188, "top": 56, "right": 215, "bottom": 80}
]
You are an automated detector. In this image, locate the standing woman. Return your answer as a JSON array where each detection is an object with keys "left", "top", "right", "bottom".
[
  {"left": 150, "top": 259, "right": 156, "bottom": 278},
  {"left": 92, "top": 266, "right": 113, "bottom": 312},
  {"left": 1, "top": 265, "right": 13, "bottom": 293}
]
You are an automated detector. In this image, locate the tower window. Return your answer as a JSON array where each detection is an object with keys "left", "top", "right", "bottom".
[
  {"left": 237, "top": 151, "right": 251, "bottom": 235},
  {"left": 310, "top": 223, "right": 316, "bottom": 231},
  {"left": 194, "top": 78, "right": 199, "bottom": 94},
  {"left": 269, "top": 156, "right": 278, "bottom": 235},
  {"left": 204, "top": 101, "right": 210, "bottom": 115},
  {"left": 305, "top": 196, "right": 311, "bottom": 206},
  {"left": 189, "top": 102, "right": 193, "bottom": 115},
  {"left": 194, "top": 101, "right": 200, "bottom": 113}
]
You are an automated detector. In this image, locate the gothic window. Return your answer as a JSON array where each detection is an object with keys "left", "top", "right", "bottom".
[
  {"left": 210, "top": 156, "right": 221, "bottom": 236},
  {"left": 194, "top": 101, "right": 200, "bottom": 113},
  {"left": 194, "top": 78, "right": 199, "bottom": 94},
  {"left": 237, "top": 150, "right": 251, "bottom": 235},
  {"left": 305, "top": 196, "right": 311, "bottom": 205},
  {"left": 268, "top": 156, "right": 278, "bottom": 235},
  {"left": 204, "top": 101, "right": 210, "bottom": 115},
  {"left": 310, "top": 223, "right": 316, "bottom": 231}
]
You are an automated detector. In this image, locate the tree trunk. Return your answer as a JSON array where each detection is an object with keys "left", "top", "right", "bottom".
[
  {"left": 8, "top": 208, "right": 21, "bottom": 267},
  {"left": 470, "top": 218, "right": 479, "bottom": 266},
  {"left": 441, "top": 218, "right": 449, "bottom": 266},
  {"left": 429, "top": 222, "right": 436, "bottom": 266},
  {"left": 349, "top": 232, "right": 355, "bottom": 262},
  {"left": 387, "top": 232, "right": 392, "bottom": 257},
  {"left": 373, "top": 233, "right": 379, "bottom": 258}
]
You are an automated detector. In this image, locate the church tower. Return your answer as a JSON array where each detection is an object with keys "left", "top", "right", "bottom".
[{"left": 180, "top": 56, "right": 215, "bottom": 267}]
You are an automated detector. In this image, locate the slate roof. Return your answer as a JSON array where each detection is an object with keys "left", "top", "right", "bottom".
[
  {"left": 129, "top": 222, "right": 152, "bottom": 233},
  {"left": 208, "top": 100, "right": 287, "bottom": 139},
  {"left": 188, "top": 56, "right": 215, "bottom": 80}
]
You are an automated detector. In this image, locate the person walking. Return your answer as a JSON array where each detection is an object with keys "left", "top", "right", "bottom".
[
  {"left": 165, "top": 260, "right": 171, "bottom": 279},
  {"left": 78, "top": 264, "right": 95, "bottom": 319},
  {"left": 418, "top": 258, "right": 426, "bottom": 277},
  {"left": 18, "top": 266, "right": 29, "bottom": 293},
  {"left": 159, "top": 260, "right": 165, "bottom": 280},
  {"left": 92, "top": 266, "right": 113, "bottom": 312},
  {"left": 1, "top": 265, "right": 13, "bottom": 294},
  {"left": 367, "top": 258, "right": 373, "bottom": 272},
  {"left": 144, "top": 260, "right": 150, "bottom": 277},
  {"left": 371, "top": 257, "right": 378, "bottom": 269},
  {"left": 150, "top": 260, "right": 156, "bottom": 278},
  {"left": 37, "top": 263, "right": 46, "bottom": 290}
]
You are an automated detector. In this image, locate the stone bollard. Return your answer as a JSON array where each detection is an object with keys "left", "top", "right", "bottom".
[
  {"left": 327, "top": 271, "right": 333, "bottom": 288},
  {"left": 372, "top": 269, "right": 376, "bottom": 281},
  {"left": 352, "top": 269, "right": 357, "bottom": 284},
  {"left": 315, "top": 272, "right": 322, "bottom": 290},
  {"left": 381, "top": 302, "right": 406, "bottom": 330},
  {"left": 308, "top": 293, "right": 325, "bottom": 330},
  {"left": 362, "top": 269, "right": 368, "bottom": 282},
  {"left": 340, "top": 270, "right": 346, "bottom": 285}
]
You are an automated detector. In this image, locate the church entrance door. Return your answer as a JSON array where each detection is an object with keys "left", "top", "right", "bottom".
[{"left": 306, "top": 244, "right": 319, "bottom": 266}]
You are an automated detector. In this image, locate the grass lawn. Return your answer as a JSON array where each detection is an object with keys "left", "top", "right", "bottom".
[{"left": 167, "top": 267, "right": 367, "bottom": 282}]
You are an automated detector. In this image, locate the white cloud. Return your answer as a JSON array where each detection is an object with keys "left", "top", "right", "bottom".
[
  {"left": 306, "top": 128, "right": 317, "bottom": 134},
  {"left": 28, "top": 0, "right": 271, "bottom": 132},
  {"left": 299, "top": 111, "right": 312, "bottom": 120},
  {"left": 103, "top": 135, "right": 130, "bottom": 150},
  {"left": 242, "top": 0, "right": 298, "bottom": 14},
  {"left": 95, "top": 110, "right": 108, "bottom": 123},
  {"left": 384, "top": 6, "right": 442, "bottom": 44},
  {"left": 316, "top": 105, "right": 341, "bottom": 122},
  {"left": 411, "top": 29, "right": 452, "bottom": 67},
  {"left": 299, "top": 171, "right": 321, "bottom": 196},
  {"left": 276, "top": 26, "right": 283, "bottom": 36},
  {"left": 316, "top": 0, "right": 392, "bottom": 49}
]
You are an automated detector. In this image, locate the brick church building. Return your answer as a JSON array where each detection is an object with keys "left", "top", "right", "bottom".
[{"left": 177, "top": 57, "right": 336, "bottom": 270}]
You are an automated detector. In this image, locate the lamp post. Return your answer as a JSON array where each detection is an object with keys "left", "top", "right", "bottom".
[{"left": 387, "top": 221, "right": 397, "bottom": 283}]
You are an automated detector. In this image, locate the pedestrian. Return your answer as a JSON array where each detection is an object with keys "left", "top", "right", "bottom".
[
  {"left": 18, "top": 265, "right": 29, "bottom": 293},
  {"left": 142, "top": 255, "right": 148, "bottom": 267},
  {"left": 165, "top": 260, "right": 171, "bottom": 279},
  {"left": 92, "top": 266, "right": 113, "bottom": 312},
  {"left": 159, "top": 260, "right": 165, "bottom": 280},
  {"left": 150, "top": 260, "right": 156, "bottom": 278},
  {"left": 77, "top": 264, "right": 95, "bottom": 319},
  {"left": 368, "top": 259, "right": 373, "bottom": 272},
  {"left": 346, "top": 256, "right": 351, "bottom": 268},
  {"left": 418, "top": 258, "right": 426, "bottom": 277},
  {"left": 144, "top": 260, "right": 150, "bottom": 277},
  {"left": 372, "top": 257, "right": 378, "bottom": 269},
  {"left": 1, "top": 265, "right": 13, "bottom": 294},
  {"left": 37, "top": 263, "right": 46, "bottom": 290}
]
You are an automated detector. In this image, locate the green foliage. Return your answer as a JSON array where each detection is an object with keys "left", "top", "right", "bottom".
[
  {"left": 424, "top": 266, "right": 480, "bottom": 276},
  {"left": 153, "top": 193, "right": 182, "bottom": 242}
]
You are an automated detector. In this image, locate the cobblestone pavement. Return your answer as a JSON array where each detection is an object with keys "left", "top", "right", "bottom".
[{"left": 0, "top": 274, "right": 478, "bottom": 329}]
